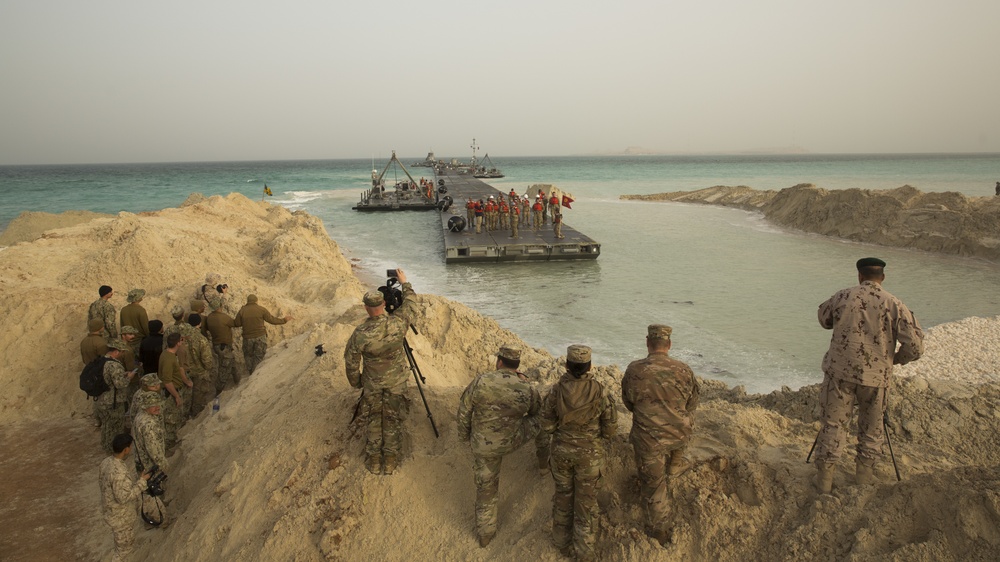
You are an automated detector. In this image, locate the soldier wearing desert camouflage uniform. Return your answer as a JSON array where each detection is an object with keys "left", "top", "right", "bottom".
[
  {"left": 99, "top": 434, "right": 150, "bottom": 562},
  {"left": 132, "top": 389, "right": 167, "bottom": 474},
  {"left": 88, "top": 285, "right": 118, "bottom": 339},
  {"left": 97, "top": 340, "right": 139, "bottom": 453},
  {"left": 184, "top": 313, "right": 216, "bottom": 417},
  {"left": 813, "top": 257, "right": 924, "bottom": 493},
  {"left": 621, "top": 324, "right": 699, "bottom": 545},
  {"left": 344, "top": 267, "right": 418, "bottom": 476},
  {"left": 457, "top": 345, "right": 542, "bottom": 548},
  {"left": 206, "top": 296, "right": 239, "bottom": 393},
  {"left": 540, "top": 345, "right": 617, "bottom": 562},
  {"left": 129, "top": 373, "right": 163, "bottom": 426}
]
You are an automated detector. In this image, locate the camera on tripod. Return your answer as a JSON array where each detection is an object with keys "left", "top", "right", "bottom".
[
  {"left": 379, "top": 270, "right": 404, "bottom": 314},
  {"left": 146, "top": 463, "right": 168, "bottom": 497}
]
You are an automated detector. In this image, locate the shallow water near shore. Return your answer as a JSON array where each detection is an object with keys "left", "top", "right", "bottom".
[{"left": 3, "top": 153, "right": 999, "bottom": 392}]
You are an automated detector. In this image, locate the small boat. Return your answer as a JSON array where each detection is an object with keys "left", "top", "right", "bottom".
[{"left": 473, "top": 153, "right": 504, "bottom": 178}]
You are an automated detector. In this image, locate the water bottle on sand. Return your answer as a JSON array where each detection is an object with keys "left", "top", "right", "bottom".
[{"left": 212, "top": 397, "right": 220, "bottom": 415}]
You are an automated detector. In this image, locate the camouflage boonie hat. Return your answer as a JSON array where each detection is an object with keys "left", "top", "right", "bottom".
[
  {"left": 208, "top": 296, "right": 224, "bottom": 310},
  {"left": 120, "top": 325, "right": 141, "bottom": 336},
  {"left": 127, "top": 289, "right": 145, "bottom": 303},
  {"left": 170, "top": 305, "right": 185, "bottom": 318},
  {"left": 87, "top": 318, "right": 104, "bottom": 332},
  {"left": 647, "top": 324, "right": 673, "bottom": 340},
  {"left": 498, "top": 346, "right": 521, "bottom": 361},
  {"left": 135, "top": 391, "right": 163, "bottom": 410},
  {"left": 567, "top": 345, "right": 591, "bottom": 363},
  {"left": 363, "top": 291, "right": 384, "bottom": 307},
  {"left": 140, "top": 373, "right": 162, "bottom": 388},
  {"left": 107, "top": 339, "right": 130, "bottom": 352}
]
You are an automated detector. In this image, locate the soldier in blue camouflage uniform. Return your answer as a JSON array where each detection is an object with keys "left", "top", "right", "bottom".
[
  {"left": 97, "top": 340, "right": 140, "bottom": 453},
  {"left": 99, "top": 434, "right": 151, "bottom": 562},
  {"left": 458, "top": 345, "right": 541, "bottom": 547},
  {"left": 540, "top": 345, "right": 617, "bottom": 562},
  {"left": 132, "top": 389, "right": 167, "bottom": 473},
  {"left": 344, "top": 268, "right": 418, "bottom": 475},
  {"left": 621, "top": 324, "right": 699, "bottom": 545},
  {"left": 88, "top": 285, "right": 119, "bottom": 339},
  {"left": 814, "top": 258, "right": 924, "bottom": 493}
]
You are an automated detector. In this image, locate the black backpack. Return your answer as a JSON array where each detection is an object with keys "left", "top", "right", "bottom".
[{"left": 80, "top": 356, "right": 111, "bottom": 399}]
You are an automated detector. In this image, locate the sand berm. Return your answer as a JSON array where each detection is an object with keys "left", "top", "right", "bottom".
[{"left": 1, "top": 193, "right": 999, "bottom": 561}]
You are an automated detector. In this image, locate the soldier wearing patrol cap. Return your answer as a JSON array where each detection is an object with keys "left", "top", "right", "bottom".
[
  {"left": 813, "top": 257, "right": 924, "bottom": 493},
  {"left": 132, "top": 389, "right": 167, "bottom": 473},
  {"left": 621, "top": 324, "right": 699, "bottom": 545},
  {"left": 97, "top": 339, "right": 140, "bottom": 453},
  {"left": 344, "top": 267, "right": 419, "bottom": 475},
  {"left": 457, "top": 345, "right": 542, "bottom": 547},
  {"left": 540, "top": 344, "right": 617, "bottom": 561}
]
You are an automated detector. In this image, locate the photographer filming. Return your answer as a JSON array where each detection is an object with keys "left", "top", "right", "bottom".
[
  {"left": 344, "top": 267, "right": 419, "bottom": 475},
  {"left": 99, "top": 433, "right": 151, "bottom": 561}
]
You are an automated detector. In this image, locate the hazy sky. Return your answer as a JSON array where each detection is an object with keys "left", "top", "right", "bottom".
[{"left": 1, "top": 1, "right": 998, "bottom": 164}]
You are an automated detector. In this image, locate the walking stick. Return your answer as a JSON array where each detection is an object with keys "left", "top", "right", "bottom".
[{"left": 805, "top": 434, "right": 818, "bottom": 463}]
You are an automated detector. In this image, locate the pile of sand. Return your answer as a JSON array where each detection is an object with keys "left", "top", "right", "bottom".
[
  {"left": 2, "top": 194, "right": 1000, "bottom": 561},
  {"left": 622, "top": 184, "right": 1000, "bottom": 261}
]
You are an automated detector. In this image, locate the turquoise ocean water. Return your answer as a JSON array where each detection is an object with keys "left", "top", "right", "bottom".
[{"left": 3, "top": 153, "right": 999, "bottom": 392}]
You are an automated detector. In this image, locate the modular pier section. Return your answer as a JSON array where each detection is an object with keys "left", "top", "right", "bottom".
[{"left": 436, "top": 170, "right": 601, "bottom": 263}]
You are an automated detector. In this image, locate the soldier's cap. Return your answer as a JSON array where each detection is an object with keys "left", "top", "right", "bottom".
[
  {"left": 647, "top": 324, "right": 673, "bottom": 340},
  {"left": 189, "top": 299, "right": 206, "bottom": 312},
  {"left": 363, "top": 291, "right": 385, "bottom": 307},
  {"left": 99, "top": 285, "right": 113, "bottom": 297},
  {"left": 498, "top": 346, "right": 521, "bottom": 361},
  {"left": 205, "top": 272, "right": 222, "bottom": 286},
  {"left": 126, "top": 288, "right": 145, "bottom": 303},
  {"left": 120, "top": 325, "right": 141, "bottom": 336},
  {"left": 856, "top": 257, "right": 886, "bottom": 270},
  {"left": 136, "top": 391, "right": 163, "bottom": 410},
  {"left": 140, "top": 373, "right": 162, "bottom": 388},
  {"left": 107, "top": 339, "right": 130, "bottom": 352},
  {"left": 170, "top": 305, "right": 185, "bottom": 318},
  {"left": 208, "top": 296, "right": 224, "bottom": 310},
  {"left": 567, "top": 344, "right": 591, "bottom": 363},
  {"left": 87, "top": 318, "right": 104, "bottom": 332},
  {"left": 247, "top": 294, "right": 258, "bottom": 304}
]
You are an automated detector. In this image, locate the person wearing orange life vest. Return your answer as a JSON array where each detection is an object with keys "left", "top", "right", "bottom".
[
  {"left": 532, "top": 198, "right": 544, "bottom": 232},
  {"left": 474, "top": 200, "right": 485, "bottom": 234},
  {"left": 466, "top": 198, "right": 476, "bottom": 227},
  {"left": 549, "top": 194, "right": 560, "bottom": 222},
  {"left": 499, "top": 199, "right": 509, "bottom": 230}
]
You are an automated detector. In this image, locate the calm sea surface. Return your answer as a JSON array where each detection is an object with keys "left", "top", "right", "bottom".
[{"left": 3, "top": 154, "right": 999, "bottom": 392}]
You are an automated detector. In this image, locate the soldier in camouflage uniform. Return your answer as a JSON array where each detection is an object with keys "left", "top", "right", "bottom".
[
  {"left": 621, "top": 324, "right": 699, "bottom": 544},
  {"left": 88, "top": 285, "right": 118, "bottom": 339},
  {"left": 132, "top": 390, "right": 167, "bottom": 473},
  {"left": 206, "top": 296, "right": 239, "bottom": 393},
  {"left": 120, "top": 289, "right": 150, "bottom": 340},
  {"left": 185, "top": 313, "right": 217, "bottom": 417},
  {"left": 99, "top": 434, "right": 151, "bottom": 562},
  {"left": 540, "top": 345, "right": 617, "bottom": 562},
  {"left": 344, "top": 268, "right": 418, "bottom": 475},
  {"left": 129, "top": 373, "right": 163, "bottom": 426},
  {"left": 235, "top": 294, "right": 292, "bottom": 375},
  {"left": 814, "top": 258, "right": 924, "bottom": 493},
  {"left": 457, "top": 346, "right": 542, "bottom": 547},
  {"left": 159, "top": 332, "right": 192, "bottom": 450},
  {"left": 509, "top": 204, "right": 519, "bottom": 239},
  {"left": 81, "top": 318, "right": 109, "bottom": 366},
  {"left": 97, "top": 340, "right": 139, "bottom": 453}
]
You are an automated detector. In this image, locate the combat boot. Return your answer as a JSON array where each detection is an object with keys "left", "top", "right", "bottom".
[
  {"left": 855, "top": 460, "right": 874, "bottom": 485},
  {"left": 816, "top": 462, "right": 834, "bottom": 494},
  {"left": 667, "top": 450, "right": 691, "bottom": 477},
  {"left": 538, "top": 457, "right": 550, "bottom": 476},
  {"left": 382, "top": 454, "right": 398, "bottom": 475},
  {"left": 478, "top": 532, "right": 494, "bottom": 548},
  {"left": 364, "top": 454, "right": 382, "bottom": 475}
]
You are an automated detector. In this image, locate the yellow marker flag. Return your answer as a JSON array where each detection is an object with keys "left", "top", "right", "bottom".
[{"left": 264, "top": 185, "right": 273, "bottom": 197}]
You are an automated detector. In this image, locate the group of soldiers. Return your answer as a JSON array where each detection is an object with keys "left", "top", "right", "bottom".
[
  {"left": 465, "top": 187, "right": 564, "bottom": 238},
  {"left": 346, "top": 258, "right": 924, "bottom": 561},
  {"left": 91, "top": 274, "right": 291, "bottom": 560}
]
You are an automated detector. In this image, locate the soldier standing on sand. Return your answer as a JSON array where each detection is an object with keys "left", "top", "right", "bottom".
[
  {"left": 120, "top": 289, "right": 150, "bottom": 340},
  {"left": 813, "top": 258, "right": 924, "bottom": 493},
  {"left": 185, "top": 314, "right": 216, "bottom": 417},
  {"left": 457, "top": 346, "right": 542, "bottom": 548},
  {"left": 235, "top": 294, "right": 292, "bottom": 375},
  {"left": 132, "top": 391, "right": 168, "bottom": 474},
  {"left": 89, "top": 285, "right": 118, "bottom": 339},
  {"left": 99, "top": 433, "right": 151, "bottom": 562},
  {"left": 129, "top": 373, "right": 163, "bottom": 429},
  {"left": 159, "top": 332, "right": 192, "bottom": 450},
  {"left": 621, "top": 324, "right": 699, "bottom": 545},
  {"left": 540, "top": 345, "right": 617, "bottom": 562},
  {"left": 97, "top": 340, "right": 140, "bottom": 453},
  {"left": 81, "top": 318, "right": 109, "bottom": 366},
  {"left": 344, "top": 267, "right": 418, "bottom": 476},
  {"left": 206, "top": 296, "right": 239, "bottom": 393}
]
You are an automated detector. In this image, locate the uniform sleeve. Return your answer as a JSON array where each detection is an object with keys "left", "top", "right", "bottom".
[
  {"left": 456, "top": 378, "right": 477, "bottom": 442},
  {"left": 198, "top": 339, "right": 215, "bottom": 370},
  {"left": 233, "top": 310, "right": 244, "bottom": 328},
  {"left": 817, "top": 295, "right": 836, "bottom": 330},
  {"left": 539, "top": 388, "right": 558, "bottom": 435},
  {"left": 394, "top": 283, "right": 419, "bottom": 324},
  {"left": 111, "top": 467, "right": 146, "bottom": 504},
  {"left": 138, "top": 308, "right": 150, "bottom": 338},
  {"left": 620, "top": 369, "right": 635, "bottom": 412},
  {"left": 599, "top": 388, "right": 618, "bottom": 439},
  {"left": 893, "top": 305, "right": 924, "bottom": 366},
  {"left": 686, "top": 372, "right": 700, "bottom": 414},
  {"left": 263, "top": 309, "right": 286, "bottom": 325},
  {"left": 344, "top": 332, "right": 363, "bottom": 389},
  {"left": 108, "top": 362, "right": 131, "bottom": 390}
]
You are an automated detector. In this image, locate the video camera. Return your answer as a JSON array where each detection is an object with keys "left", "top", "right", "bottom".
[
  {"left": 146, "top": 463, "right": 168, "bottom": 497},
  {"left": 378, "top": 270, "right": 405, "bottom": 314}
]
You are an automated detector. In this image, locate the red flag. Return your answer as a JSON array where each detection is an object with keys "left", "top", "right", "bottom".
[{"left": 561, "top": 194, "right": 574, "bottom": 209}]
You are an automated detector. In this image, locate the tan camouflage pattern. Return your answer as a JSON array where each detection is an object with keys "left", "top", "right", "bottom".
[
  {"left": 457, "top": 368, "right": 542, "bottom": 537},
  {"left": 128, "top": 389, "right": 162, "bottom": 425},
  {"left": 88, "top": 298, "right": 119, "bottom": 339},
  {"left": 540, "top": 372, "right": 617, "bottom": 560},
  {"left": 99, "top": 455, "right": 146, "bottom": 562},
  {"left": 97, "top": 358, "right": 131, "bottom": 453},
  {"left": 818, "top": 280, "right": 924, "bottom": 388},
  {"left": 509, "top": 207, "right": 519, "bottom": 238},
  {"left": 119, "top": 302, "right": 150, "bottom": 339},
  {"left": 243, "top": 336, "right": 267, "bottom": 374},
  {"left": 133, "top": 408, "right": 167, "bottom": 473},
  {"left": 184, "top": 328, "right": 216, "bottom": 416},
  {"left": 213, "top": 343, "right": 238, "bottom": 394},
  {"left": 814, "top": 374, "right": 886, "bottom": 466}
]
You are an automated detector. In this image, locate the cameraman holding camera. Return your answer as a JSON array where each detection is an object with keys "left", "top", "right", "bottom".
[
  {"left": 99, "top": 433, "right": 152, "bottom": 561},
  {"left": 344, "top": 267, "right": 419, "bottom": 475}
]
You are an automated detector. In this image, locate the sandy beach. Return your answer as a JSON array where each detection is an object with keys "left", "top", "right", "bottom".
[{"left": 2, "top": 193, "right": 999, "bottom": 561}]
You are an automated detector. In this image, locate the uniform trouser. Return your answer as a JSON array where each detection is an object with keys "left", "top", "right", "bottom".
[
  {"left": 363, "top": 388, "right": 408, "bottom": 457},
  {"left": 475, "top": 216, "right": 483, "bottom": 233},
  {"left": 551, "top": 448, "right": 602, "bottom": 560},
  {"left": 633, "top": 442, "right": 684, "bottom": 532},
  {"left": 164, "top": 386, "right": 191, "bottom": 449},
  {"left": 243, "top": 336, "right": 267, "bottom": 374},
  {"left": 98, "top": 401, "right": 127, "bottom": 454},
  {"left": 472, "top": 418, "right": 539, "bottom": 536},
  {"left": 554, "top": 222, "right": 562, "bottom": 238},
  {"left": 213, "top": 343, "right": 238, "bottom": 393},
  {"left": 189, "top": 371, "right": 215, "bottom": 417},
  {"left": 814, "top": 374, "right": 886, "bottom": 467},
  {"left": 533, "top": 214, "right": 542, "bottom": 231},
  {"left": 105, "top": 516, "right": 135, "bottom": 562}
]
